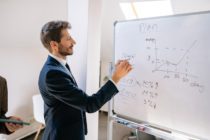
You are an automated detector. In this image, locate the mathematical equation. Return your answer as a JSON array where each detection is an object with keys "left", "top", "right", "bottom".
[
  {"left": 141, "top": 80, "right": 159, "bottom": 109},
  {"left": 119, "top": 78, "right": 159, "bottom": 109}
]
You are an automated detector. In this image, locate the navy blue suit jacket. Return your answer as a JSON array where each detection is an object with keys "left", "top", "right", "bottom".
[{"left": 38, "top": 56, "right": 118, "bottom": 140}]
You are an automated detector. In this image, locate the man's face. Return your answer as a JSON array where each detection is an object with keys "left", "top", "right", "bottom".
[{"left": 57, "top": 29, "right": 76, "bottom": 56}]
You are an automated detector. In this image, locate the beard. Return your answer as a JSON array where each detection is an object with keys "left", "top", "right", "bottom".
[{"left": 58, "top": 44, "right": 73, "bottom": 56}]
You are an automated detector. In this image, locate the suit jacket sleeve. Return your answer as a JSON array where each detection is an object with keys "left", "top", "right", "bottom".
[
  {"left": 0, "top": 76, "right": 11, "bottom": 134},
  {"left": 0, "top": 76, "right": 8, "bottom": 116},
  {"left": 0, "top": 115, "right": 12, "bottom": 134},
  {"left": 45, "top": 69, "right": 118, "bottom": 113}
]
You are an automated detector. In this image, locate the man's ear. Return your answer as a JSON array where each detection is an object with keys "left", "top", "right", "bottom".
[{"left": 50, "top": 41, "right": 58, "bottom": 51}]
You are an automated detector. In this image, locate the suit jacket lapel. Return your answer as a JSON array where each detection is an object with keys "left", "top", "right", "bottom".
[{"left": 47, "top": 56, "right": 78, "bottom": 86}]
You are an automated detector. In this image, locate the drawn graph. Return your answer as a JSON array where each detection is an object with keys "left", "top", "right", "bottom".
[
  {"left": 144, "top": 37, "right": 204, "bottom": 93},
  {"left": 153, "top": 40, "right": 197, "bottom": 77},
  {"left": 145, "top": 37, "right": 198, "bottom": 78}
]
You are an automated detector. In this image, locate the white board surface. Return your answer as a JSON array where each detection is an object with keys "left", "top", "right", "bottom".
[{"left": 114, "top": 11, "right": 210, "bottom": 140}]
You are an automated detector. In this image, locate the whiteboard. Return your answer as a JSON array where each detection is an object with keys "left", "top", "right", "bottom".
[{"left": 114, "top": 11, "right": 210, "bottom": 140}]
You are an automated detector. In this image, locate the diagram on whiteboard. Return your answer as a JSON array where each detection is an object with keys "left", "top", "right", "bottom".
[
  {"left": 144, "top": 35, "right": 204, "bottom": 94},
  {"left": 117, "top": 35, "right": 205, "bottom": 110},
  {"left": 115, "top": 21, "right": 207, "bottom": 110}
]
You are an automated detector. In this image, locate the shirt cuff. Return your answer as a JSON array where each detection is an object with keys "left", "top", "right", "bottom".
[{"left": 109, "top": 79, "right": 119, "bottom": 90}]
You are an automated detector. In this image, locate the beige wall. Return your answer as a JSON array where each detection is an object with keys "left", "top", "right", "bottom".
[
  {"left": 0, "top": 0, "right": 68, "bottom": 139},
  {"left": 0, "top": 0, "right": 102, "bottom": 139}
]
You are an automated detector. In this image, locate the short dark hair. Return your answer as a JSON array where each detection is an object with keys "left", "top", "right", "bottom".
[{"left": 40, "top": 20, "right": 71, "bottom": 52}]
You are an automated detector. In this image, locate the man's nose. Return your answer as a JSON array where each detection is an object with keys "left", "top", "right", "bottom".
[{"left": 71, "top": 38, "right": 76, "bottom": 45}]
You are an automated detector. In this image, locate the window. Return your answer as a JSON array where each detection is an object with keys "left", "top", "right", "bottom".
[{"left": 120, "top": 0, "right": 173, "bottom": 20}]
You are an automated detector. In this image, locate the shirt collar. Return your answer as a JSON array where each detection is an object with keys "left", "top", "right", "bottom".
[{"left": 49, "top": 53, "right": 67, "bottom": 66}]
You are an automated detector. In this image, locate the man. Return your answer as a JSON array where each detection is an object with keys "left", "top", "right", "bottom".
[
  {"left": 39, "top": 20, "right": 132, "bottom": 140},
  {"left": 0, "top": 75, "right": 23, "bottom": 134}
]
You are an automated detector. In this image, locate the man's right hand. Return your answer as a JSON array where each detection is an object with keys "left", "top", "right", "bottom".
[{"left": 111, "top": 60, "right": 133, "bottom": 84}]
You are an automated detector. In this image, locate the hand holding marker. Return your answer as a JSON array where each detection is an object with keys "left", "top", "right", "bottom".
[{"left": 0, "top": 118, "right": 30, "bottom": 125}]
